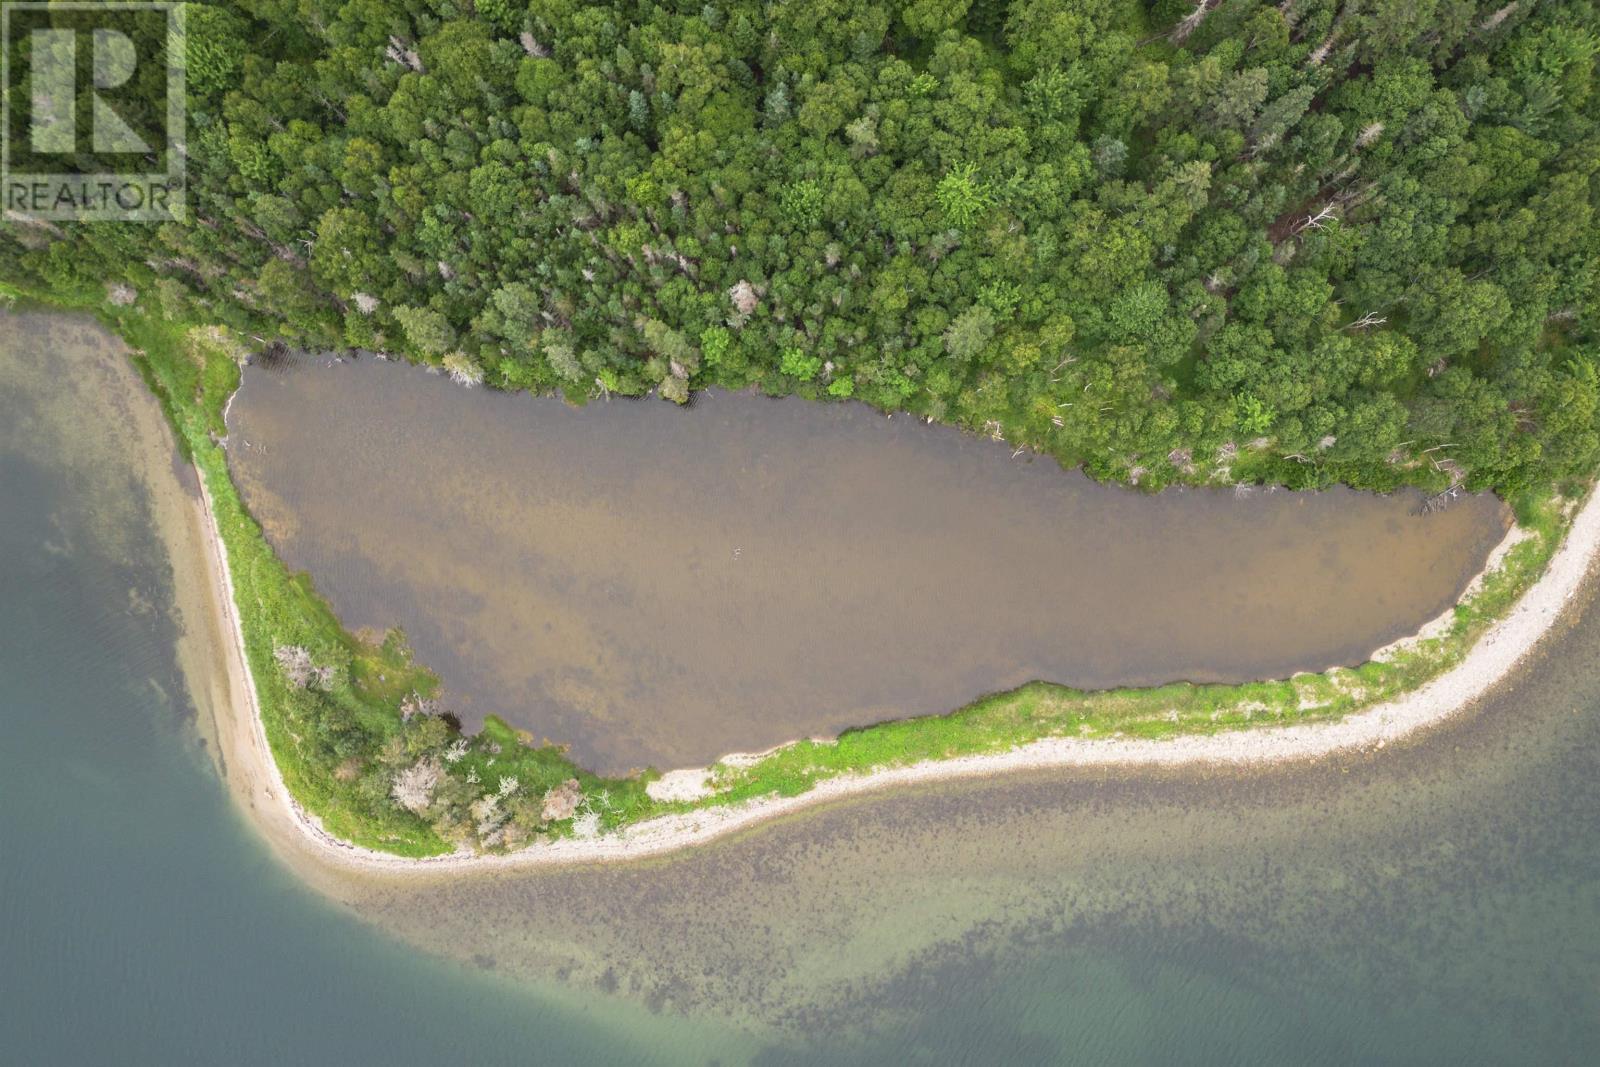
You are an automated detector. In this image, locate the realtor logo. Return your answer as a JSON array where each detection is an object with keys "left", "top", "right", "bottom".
[{"left": 2, "top": 2, "right": 185, "bottom": 222}]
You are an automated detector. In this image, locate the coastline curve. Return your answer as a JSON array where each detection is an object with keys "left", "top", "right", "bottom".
[{"left": 193, "top": 457, "right": 1600, "bottom": 874}]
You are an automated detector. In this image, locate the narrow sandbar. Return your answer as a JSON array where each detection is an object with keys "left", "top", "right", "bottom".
[{"left": 192, "top": 442, "right": 1600, "bottom": 873}]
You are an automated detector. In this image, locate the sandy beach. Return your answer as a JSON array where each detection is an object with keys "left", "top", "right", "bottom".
[{"left": 192, "top": 457, "right": 1600, "bottom": 874}]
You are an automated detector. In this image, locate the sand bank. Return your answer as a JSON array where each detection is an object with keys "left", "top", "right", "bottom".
[{"left": 194, "top": 460, "right": 1600, "bottom": 874}]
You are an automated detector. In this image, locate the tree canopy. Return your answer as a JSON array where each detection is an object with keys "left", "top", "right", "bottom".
[{"left": 6, "top": 0, "right": 1600, "bottom": 493}]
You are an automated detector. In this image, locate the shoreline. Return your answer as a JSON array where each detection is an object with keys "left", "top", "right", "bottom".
[{"left": 192, "top": 446, "right": 1600, "bottom": 873}]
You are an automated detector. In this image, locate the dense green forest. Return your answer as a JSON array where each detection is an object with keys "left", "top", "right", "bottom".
[{"left": 4, "top": 0, "right": 1599, "bottom": 494}]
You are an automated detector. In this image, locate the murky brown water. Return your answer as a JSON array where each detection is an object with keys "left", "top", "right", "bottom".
[{"left": 226, "top": 353, "right": 1509, "bottom": 773}]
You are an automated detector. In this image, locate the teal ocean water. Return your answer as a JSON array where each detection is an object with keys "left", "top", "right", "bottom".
[{"left": 4, "top": 313, "right": 1600, "bottom": 1064}]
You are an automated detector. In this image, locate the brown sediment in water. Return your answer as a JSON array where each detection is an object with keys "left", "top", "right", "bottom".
[
  {"left": 226, "top": 353, "right": 1511, "bottom": 773},
  {"left": 191, "top": 349, "right": 1600, "bottom": 874},
  {"left": 188, "top": 469, "right": 1600, "bottom": 876},
  {"left": 11, "top": 310, "right": 1587, "bottom": 885}
]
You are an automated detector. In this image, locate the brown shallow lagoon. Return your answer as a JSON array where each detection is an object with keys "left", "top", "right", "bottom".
[{"left": 226, "top": 352, "right": 1510, "bottom": 773}]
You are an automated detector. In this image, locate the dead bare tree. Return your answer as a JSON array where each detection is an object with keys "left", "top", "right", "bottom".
[
  {"left": 1354, "top": 121, "right": 1385, "bottom": 149},
  {"left": 400, "top": 692, "right": 439, "bottom": 720},
  {"left": 385, "top": 36, "right": 424, "bottom": 73},
  {"left": 727, "top": 279, "right": 760, "bottom": 328},
  {"left": 273, "top": 645, "right": 335, "bottom": 690},
  {"left": 391, "top": 758, "right": 443, "bottom": 814},
  {"left": 540, "top": 778, "right": 584, "bottom": 822},
  {"left": 1308, "top": 4, "right": 1351, "bottom": 67},
  {"left": 1171, "top": 0, "right": 1214, "bottom": 43},
  {"left": 1480, "top": 2, "right": 1518, "bottom": 31},
  {"left": 1420, "top": 484, "right": 1463, "bottom": 514},
  {"left": 1294, "top": 204, "right": 1339, "bottom": 235}
]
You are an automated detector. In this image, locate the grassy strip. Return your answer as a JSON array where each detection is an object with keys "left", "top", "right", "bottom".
[
  {"left": 132, "top": 316, "right": 659, "bottom": 852},
  {"left": 4, "top": 284, "right": 660, "bottom": 854},
  {"left": 3, "top": 285, "right": 1585, "bottom": 857},
  {"left": 700, "top": 490, "right": 1574, "bottom": 805},
  {"left": 122, "top": 310, "right": 453, "bottom": 854}
]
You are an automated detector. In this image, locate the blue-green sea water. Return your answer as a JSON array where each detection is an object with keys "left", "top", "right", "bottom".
[{"left": 4, "top": 312, "right": 1600, "bottom": 1064}]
